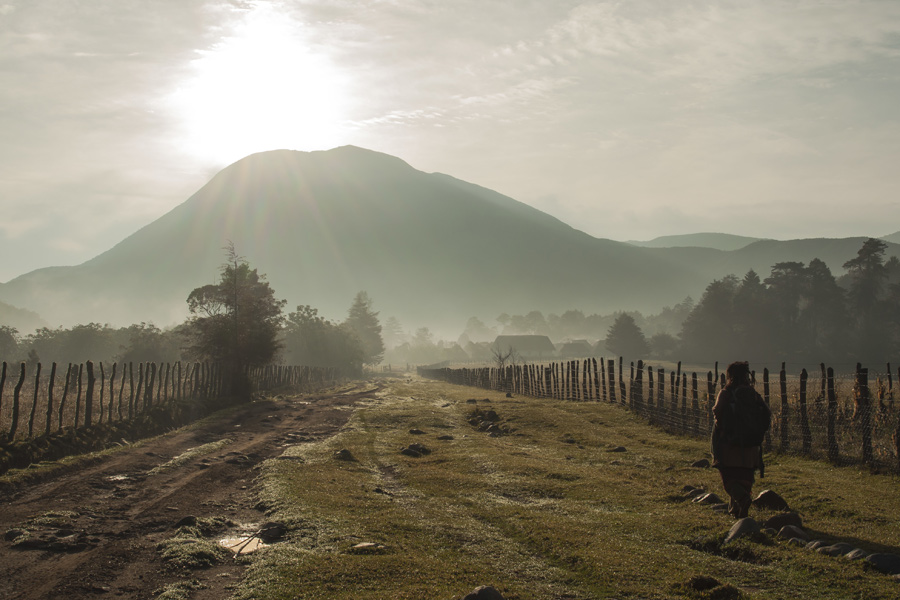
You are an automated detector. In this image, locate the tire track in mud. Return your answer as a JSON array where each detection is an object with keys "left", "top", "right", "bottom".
[{"left": 0, "top": 381, "right": 383, "bottom": 600}]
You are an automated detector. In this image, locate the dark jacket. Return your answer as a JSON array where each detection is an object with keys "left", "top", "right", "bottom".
[{"left": 711, "top": 384, "right": 771, "bottom": 472}]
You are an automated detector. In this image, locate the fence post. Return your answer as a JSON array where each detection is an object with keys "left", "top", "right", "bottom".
[
  {"left": 128, "top": 362, "right": 135, "bottom": 420},
  {"left": 618, "top": 357, "right": 626, "bottom": 404},
  {"left": 98, "top": 362, "right": 105, "bottom": 424},
  {"left": 0, "top": 362, "right": 6, "bottom": 423},
  {"left": 648, "top": 366, "right": 655, "bottom": 421},
  {"left": 592, "top": 358, "right": 600, "bottom": 401},
  {"left": 9, "top": 362, "right": 25, "bottom": 439},
  {"left": 855, "top": 365, "right": 873, "bottom": 465},
  {"left": 826, "top": 367, "right": 838, "bottom": 463},
  {"left": 28, "top": 362, "right": 42, "bottom": 438},
  {"left": 798, "top": 368, "right": 811, "bottom": 455},
  {"left": 681, "top": 371, "right": 688, "bottom": 434},
  {"left": 779, "top": 363, "right": 789, "bottom": 452},
  {"left": 74, "top": 363, "right": 83, "bottom": 429},
  {"left": 607, "top": 359, "right": 617, "bottom": 404},
  {"left": 58, "top": 364, "right": 72, "bottom": 432},
  {"left": 706, "top": 372, "right": 715, "bottom": 434},
  {"left": 657, "top": 368, "right": 666, "bottom": 425},
  {"left": 109, "top": 363, "right": 117, "bottom": 423},
  {"left": 84, "top": 361, "right": 95, "bottom": 427},
  {"left": 45, "top": 363, "right": 57, "bottom": 436}
]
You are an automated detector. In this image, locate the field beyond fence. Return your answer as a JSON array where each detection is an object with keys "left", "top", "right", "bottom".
[{"left": 419, "top": 357, "right": 900, "bottom": 472}]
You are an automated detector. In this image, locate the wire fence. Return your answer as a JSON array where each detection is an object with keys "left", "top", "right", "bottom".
[
  {"left": 419, "top": 357, "right": 900, "bottom": 472},
  {"left": 0, "top": 360, "right": 338, "bottom": 443}
]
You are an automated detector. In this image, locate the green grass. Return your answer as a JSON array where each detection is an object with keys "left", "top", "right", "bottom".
[{"left": 235, "top": 377, "right": 900, "bottom": 600}]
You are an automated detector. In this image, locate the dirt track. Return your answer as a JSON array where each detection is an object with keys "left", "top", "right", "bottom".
[{"left": 0, "top": 381, "right": 379, "bottom": 600}]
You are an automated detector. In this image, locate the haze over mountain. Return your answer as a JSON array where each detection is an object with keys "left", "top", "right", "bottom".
[
  {"left": 0, "top": 146, "right": 897, "bottom": 334},
  {"left": 626, "top": 233, "right": 766, "bottom": 252}
]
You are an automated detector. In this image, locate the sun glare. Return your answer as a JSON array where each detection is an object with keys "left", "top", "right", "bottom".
[{"left": 168, "top": 5, "right": 348, "bottom": 164}]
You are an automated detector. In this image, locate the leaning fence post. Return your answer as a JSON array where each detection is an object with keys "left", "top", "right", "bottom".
[
  {"left": 58, "top": 364, "right": 72, "bottom": 432},
  {"left": 607, "top": 359, "right": 617, "bottom": 404},
  {"left": 74, "top": 363, "right": 83, "bottom": 429},
  {"left": 9, "top": 362, "right": 25, "bottom": 439}
]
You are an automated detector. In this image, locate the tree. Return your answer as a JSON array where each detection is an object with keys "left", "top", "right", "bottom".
[
  {"left": 344, "top": 291, "right": 384, "bottom": 367},
  {"left": 679, "top": 275, "right": 739, "bottom": 361},
  {"left": 0, "top": 325, "right": 18, "bottom": 358},
  {"left": 184, "top": 245, "right": 285, "bottom": 397},
  {"left": 843, "top": 238, "right": 891, "bottom": 360},
  {"left": 117, "top": 322, "right": 180, "bottom": 364},
  {"left": 605, "top": 313, "right": 650, "bottom": 359},
  {"left": 283, "top": 305, "right": 363, "bottom": 374},
  {"left": 382, "top": 316, "right": 406, "bottom": 349}
]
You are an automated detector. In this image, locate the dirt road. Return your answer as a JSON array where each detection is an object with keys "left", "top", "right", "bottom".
[{"left": 0, "top": 381, "right": 379, "bottom": 600}]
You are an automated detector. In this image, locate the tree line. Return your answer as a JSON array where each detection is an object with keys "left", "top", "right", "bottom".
[{"left": 0, "top": 244, "right": 387, "bottom": 393}]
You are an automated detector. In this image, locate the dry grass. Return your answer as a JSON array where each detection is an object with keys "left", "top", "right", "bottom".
[{"left": 235, "top": 376, "right": 899, "bottom": 599}]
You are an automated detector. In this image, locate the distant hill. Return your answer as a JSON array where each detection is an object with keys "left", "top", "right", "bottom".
[
  {"left": 882, "top": 231, "right": 900, "bottom": 244},
  {"left": 0, "top": 147, "right": 706, "bottom": 329},
  {"left": 626, "top": 233, "right": 765, "bottom": 251},
  {"left": 0, "top": 300, "right": 47, "bottom": 333}
]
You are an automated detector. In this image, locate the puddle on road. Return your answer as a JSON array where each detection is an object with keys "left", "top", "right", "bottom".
[{"left": 218, "top": 536, "right": 268, "bottom": 554}]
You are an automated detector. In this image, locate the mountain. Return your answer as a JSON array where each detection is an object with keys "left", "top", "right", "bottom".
[
  {"left": 1, "top": 146, "right": 897, "bottom": 333},
  {"left": 626, "top": 232, "right": 765, "bottom": 251},
  {"left": 0, "top": 147, "right": 706, "bottom": 330}
]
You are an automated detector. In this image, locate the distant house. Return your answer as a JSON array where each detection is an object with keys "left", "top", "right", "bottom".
[
  {"left": 492, "top": 335, "right": 556, "bottom": 359},
  {"left": 558, "top": 339, "right": 593, "bottom": 358}
]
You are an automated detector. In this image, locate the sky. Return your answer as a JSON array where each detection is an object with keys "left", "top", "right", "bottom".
[{"left": 2, "top": 0, "right": 899, "bottom": 283}]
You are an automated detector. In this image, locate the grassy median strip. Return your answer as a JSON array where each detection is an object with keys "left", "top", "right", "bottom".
[{"left": 235, "top": 378, "right": 900, "bottom": 600}]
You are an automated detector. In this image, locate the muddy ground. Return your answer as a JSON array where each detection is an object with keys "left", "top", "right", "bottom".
[{"left": 0, "top": 381, "right": 380, "bottom": 600}]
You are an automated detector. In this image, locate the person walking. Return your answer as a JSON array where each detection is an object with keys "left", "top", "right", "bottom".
[{"left": 711, "top": 361, "right": 771, "bottom": 518}]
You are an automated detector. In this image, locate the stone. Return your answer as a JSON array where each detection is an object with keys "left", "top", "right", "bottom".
[
  {"left": 408, "top": 429, "right": 426, "bottom": 435},
  {"left": 765, "top": 512, "right": 803, "bottom": 530},
  {"left": 462, "top": 585, "right": 506, "bottom": 600},
  {"left": 333, "top": 449, "right": 355, "bottom": 461},
  {"left": 401, "top": 443, "right": 431, "bottom": 458},
  {"left": 437, "top": 435, "right": 454, "bottom": 441},
  {"left": 607, "top": 446, "right": 627, "bottom": 453},
  {"left": 777, "top": 525, "right": 808, "bottom": 541},
  {"left": 865, "top": 553, "right": 900, "bottom": 575},
  {"left": 175, "top": 516, "right": 198, "bottom": 528},
  {"left": 752, "top": 490, "right": 790, "bottom": 511},
  {"left": 349, "top": 542, "right": 386, "bottom": 554},
  {"left": 258, "top": 522, "right": 287, "bottom": 543},
  {"left": 724, "top": 517, "right": 760, "bottom": 544},
  {"left": 806, "top": 540, "right": 827, "bottom": 550},
  {"left": 691, "top": 459, "right": 711, "bottom": 468},
  {"left": 845, "top": 548, "right": 869, "bottom": 561},
  {"left": 684, "top": 487, "right": 707, "bottom": 499},
  {"left": 786, "top": 537, "right": 807, "bottom": 547},
  {"left": 693, "top": 492, "right": 724, "bottom": 505},
  {"left": 818, "top": 542, "right": 856, "bottom": 557}
]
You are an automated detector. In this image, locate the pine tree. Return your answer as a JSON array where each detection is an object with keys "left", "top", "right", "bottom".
[{"left": 344, "top": 291, "right": 385, "bottom": 367}]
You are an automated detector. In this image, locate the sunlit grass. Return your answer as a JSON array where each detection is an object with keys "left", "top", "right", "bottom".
[{"left": 237, "top": 377, "right": 900, "bottom": 600}]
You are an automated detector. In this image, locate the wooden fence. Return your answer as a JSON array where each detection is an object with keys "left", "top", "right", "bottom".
[
  {"left": 0, "top": 360, "right": 337, "bottom": 443},
  {"left": 419, "top": 358, "right": 900, "bottom": 472}
]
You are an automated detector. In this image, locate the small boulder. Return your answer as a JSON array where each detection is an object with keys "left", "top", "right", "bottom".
[
  {"left": 865, "top": 553, "right": 900, "bottom": 575},
  {"left": 818, "top": 542, "right": 856, "bottom": 557},
  {"left": 258, "top": 522, "right": 287, "bottom": 543},
  {"left": 691, "top": 458, "right": 711, "bottom": 468},
  {"left": 462, "top": 586, "right": 506, "bottom": 600},
  {"left": 777, "top": 525, "right": 808, "bottom": 541},
  {"left": 684, "top": 487, "right": 707, "bottom": 499},
  {"left": 333, "top": 449, "right": 355, "bottom": 461},
  {"left": 400, "top": 443, "right": 431, "bottom": 458},
  {"left": 845, "top": 548, "right": 869, "bottom": 561},
  {"left": 693, "top": 492, "right": 723, "bottom": 505},
  {"left": 349, "top": 542, "right": 386, "bottom": 554},
  {"left": 765, "top": 512, "right": 803, "bottom": 531},
  {"left": 607, "top": 446, "right": 627, "bottom": 453},
  {"left": 724, "top": 517, "right": 760, "bottom": 544},
  {"left": 437, "top": 435, "right": 455, "bottom": 441},
  {"left": 806, "top": 540, "right": 827, "bottom": 550},
  {"left": 752, "top": 490, "right": 790, "bottom": 511},
  {"left": 408, "top": 429, "right": 426, "bottom": 435}
]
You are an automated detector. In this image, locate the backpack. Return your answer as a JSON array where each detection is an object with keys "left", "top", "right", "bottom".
[{"left": 723, "top": 388, "right": 771, "bottom": 448}]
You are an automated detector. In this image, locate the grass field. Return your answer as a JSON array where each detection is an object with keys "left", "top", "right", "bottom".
[{"left": 234, "top": 375, "right": 900, "bottom": 600}]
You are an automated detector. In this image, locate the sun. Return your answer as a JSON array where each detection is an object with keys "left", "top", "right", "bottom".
[{"left": 168, "top": 5, "right": 348, "bottom": 164}]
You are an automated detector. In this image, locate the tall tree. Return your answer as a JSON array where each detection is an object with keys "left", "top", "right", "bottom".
[
  {"left": 344, "top": 291, "right": 384, "bottom": 367},
  {"left": 184, "top": 244, "right": 285, "bottom": 398},
  {"left": 605, "top": 313, "right": 650, "bottom": 359},
  {"left": 679, "top": 275, "right": 739, "bottom": 361},
  {"left": 843, "top": 238, "right": 891, "bottom": 360}
]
